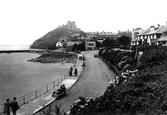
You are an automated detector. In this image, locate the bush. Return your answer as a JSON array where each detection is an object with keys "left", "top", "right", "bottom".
[
  {"left": 140, "top": 47, "right": 167, "bottom": 68},
  {"left": 69, "top": 70, "right": 167, "bottom": 115},
  {"left": 69, "top": 47, "right": 167, "bottom": 115},
  {"left": 99, "top": 48, "right": 136, "bottom": 71}
]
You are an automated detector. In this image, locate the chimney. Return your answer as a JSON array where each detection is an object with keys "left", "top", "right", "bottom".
[
  {"left": 157, "top": 24, "right": 160, "bottom": 28},
  {"left": 150, "top": 26, "right": 155, "bottom": 31},
  {"left": 138, "top": 28, "right": 142, "bottom": 33}
]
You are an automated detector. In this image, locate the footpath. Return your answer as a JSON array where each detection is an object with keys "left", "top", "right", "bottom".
[{"left": 16, "top": 55, "right": 84, "bottom": 115}]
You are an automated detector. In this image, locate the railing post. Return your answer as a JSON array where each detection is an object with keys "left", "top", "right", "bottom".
[
  {"left": 53, "top": 81, "right": 55, "bottom": 88},
  {"left": 0, "top": 69, "right": 80, "bottom": 111},
  {"left": 66, "top": 71, "right": 68, "bottom": 78},
  {"left": 35, "top": 90, "right": 38, "bottom": 98},
  {"left": 0, "top": 71, "right": 76, "bottom": 110},
  {"left": 46, "top": 85, "right": 48, "bottom": 92},
  {"left": 23, "top": 96, "right": 25, "bottom": 104}
]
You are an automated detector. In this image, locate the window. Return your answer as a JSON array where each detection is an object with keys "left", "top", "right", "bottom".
[{"left": 89, "top": 43, "right": 94, "bottom": 46}]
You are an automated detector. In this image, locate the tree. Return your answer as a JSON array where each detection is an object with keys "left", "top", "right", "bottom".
[
  {"left": 138, "top": 39, "right": 142, "bottom": 46},
  {"left": 72, "top": 43, "right": 78, "bottom": 51},
  {"left": 77, "top": 41, "right": 85, "bottom": 51},
  {"left": 47, "top": 43, "right": 58, "bottom": 50},
  {"left": 95, "top": 40, "right": 101, "bottom": 49},
  {"left": 80, "top": 31, "right": 87, "bottom": 38},
  {"left": 102, "top": 38, "right": 116, "bottom": 47},
  {"left": 72, "top": 36, "right": 78, "bottom": 41},
  {"left": 72, "top": 42, "right": 85, "bottom": 51},
  {"left": 117, "top": 35, "right": 131, "bottom": 46}
]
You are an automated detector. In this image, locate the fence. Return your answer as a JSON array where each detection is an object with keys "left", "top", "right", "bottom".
[
  {"left": 0, "top": 70, "right": 70, "bottom": 113},
  {"left": 0, "top": 53, "right": 79, "bottom": 114}
]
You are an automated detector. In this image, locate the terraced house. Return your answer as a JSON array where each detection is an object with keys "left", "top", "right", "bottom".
[
  {"left": 97, "top": 32, "right": 118, "bottom": 40},
  {"left": 133, "top": 23, "right": 167, "bottom": 46},
  {"left": 157, "top": 28, "right": 167, "bottom": 46}
]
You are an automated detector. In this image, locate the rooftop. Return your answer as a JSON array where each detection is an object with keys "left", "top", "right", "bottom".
[
  {"left": 137, "top": 27, "right": 150, "bottom": 36},
  {"left": 66, "top": 42, "right": 80, "bottom": 46},
  {"left": 145, "top": 26, "right": 166, "bottom": 35},
  {"left": 157, "top": 35, "right": 167, "bottom": 41}
]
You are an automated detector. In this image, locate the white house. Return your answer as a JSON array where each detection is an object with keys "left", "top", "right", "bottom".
[
  {"left": 85, "top": 41, "right": 96, "bottom": 50},
  {"left": 131, "top": 28, "right": 142, "bottom": 46},
  {"left": 56, "top": 41, "right": 63, "bottom": 47}
]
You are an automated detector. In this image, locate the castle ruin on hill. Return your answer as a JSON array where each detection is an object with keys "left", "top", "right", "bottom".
[{"left": 61, "top": 21, "right": 81, "bottom": 32}]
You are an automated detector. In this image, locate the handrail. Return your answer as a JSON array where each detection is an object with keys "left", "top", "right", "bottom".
[
  {"left": 0, "top": 53, "right": 78, "bottom": 114},
  {"left": 0, "top": 67, "right": 70, "bottom": 113}
]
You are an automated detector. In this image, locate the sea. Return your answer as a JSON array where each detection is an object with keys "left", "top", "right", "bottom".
[
  {"left": 0, "top": 45, "right": 73, "bottom": 105},
  {"left": 0, "top": 45, "right": 30, "bottom": 50}
]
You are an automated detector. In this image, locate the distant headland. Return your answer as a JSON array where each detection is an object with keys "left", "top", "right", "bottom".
[{"left": 30, "top": 21, "right": 84, "bottom": 49}]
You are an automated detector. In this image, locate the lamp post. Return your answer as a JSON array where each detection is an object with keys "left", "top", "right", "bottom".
[{"left": 134, "top": 40, "right": 138, "bottom": 62}]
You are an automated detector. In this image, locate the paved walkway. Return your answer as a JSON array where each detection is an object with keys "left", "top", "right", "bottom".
[{"left": 16, "top": 56, "right": 84, "bottom": 115}]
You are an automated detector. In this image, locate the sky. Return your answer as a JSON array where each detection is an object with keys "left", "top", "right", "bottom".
[{"left": 0, "top": 0, "right": 167, "bottom": 45}]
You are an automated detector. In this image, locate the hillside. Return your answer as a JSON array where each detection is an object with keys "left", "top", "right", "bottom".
[{"left": 30, "top": 21, "right": 84, "bottom": 49}]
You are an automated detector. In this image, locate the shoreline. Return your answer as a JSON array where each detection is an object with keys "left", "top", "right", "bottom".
[
  {"left": 0, "top": 50, "right": 30, "bottom": 53},
  {"left": 0, "top": 48, "right": 46, "bottom": 54}
]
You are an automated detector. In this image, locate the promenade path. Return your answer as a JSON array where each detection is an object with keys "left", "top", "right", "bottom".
[
  {"left": 15, "top": 53, "right": 84, "bottom": 115},
  {"left": 34, "top": 50, "right": 116, "bottom": 114}
]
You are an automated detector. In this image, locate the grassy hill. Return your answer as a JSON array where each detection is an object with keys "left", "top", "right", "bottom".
[{"left": 30, "top": 26, "right": 84, "bottom": 49}]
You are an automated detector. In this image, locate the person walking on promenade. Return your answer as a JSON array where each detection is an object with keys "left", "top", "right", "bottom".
[
  {"left": 62, "top": 110, "right": 67, "bottom": 115},
  {"left": 69, "top": 67, "right": 73, "bottom": 76},
  {"left": 4, "top": 99, "right": 11, "bottom": 115},
  {"left": 82, "top": 61, "right": 85, "bottom": 67},
  {"left": 70, "top": 67, "right": 73, "bottom": 72},
  {"left": 55, "top": 103, "right": 62, "bottom": 115},
  {"left": 10, "top": 97, "right": 20, "bottom": 115},
  {"left": 74, "top": 68, "right": 78, "bottom": 76}
]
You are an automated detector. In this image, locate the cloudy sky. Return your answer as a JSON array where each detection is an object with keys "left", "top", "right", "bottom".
[{"left": 0, "top": 0, "right": 167, "bottom": 45}]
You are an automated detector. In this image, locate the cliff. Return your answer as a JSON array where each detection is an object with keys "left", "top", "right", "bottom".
[{"left": 30, "top": 21, "right": 83, "bottom": 49}]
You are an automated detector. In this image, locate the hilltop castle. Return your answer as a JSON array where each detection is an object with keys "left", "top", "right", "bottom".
[{"left": 61, "top": 21, "right": 81, "bottom": 31}]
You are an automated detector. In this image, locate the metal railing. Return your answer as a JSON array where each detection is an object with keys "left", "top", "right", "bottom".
[
  {"left": 0, "top": 53, "right": 79, "bottom": 114},
  {"left": 0, "top": 70, "right": 69, "bottom": 113}
]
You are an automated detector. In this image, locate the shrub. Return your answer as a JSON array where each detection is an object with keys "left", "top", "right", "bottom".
[
  {"left": 140, "top": 47, "right": 167, "bottom": 68},
  {"left": 99, "top": 48, "right": 135, "bottom": 71},
  {"left": 69, "top": 47, "right": 167, "bottom": 115},
  {"left": 69, "top": 70, "right": 167, "bottom": 115}
]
